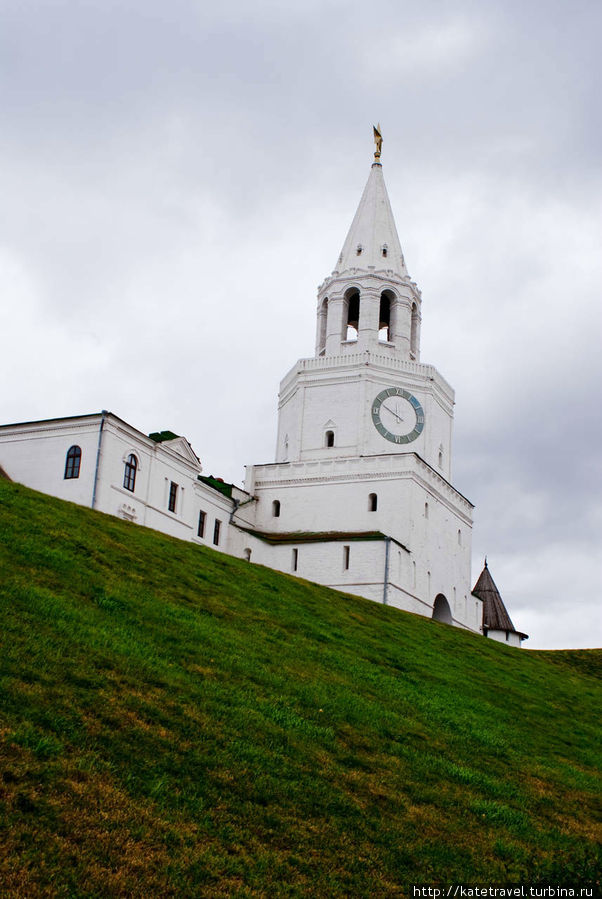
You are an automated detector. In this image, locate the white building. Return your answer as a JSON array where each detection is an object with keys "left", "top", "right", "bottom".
[
  {"left": 0, "top": 411, "right": 247, "bottom": 554},
  {"left": 0, "top": 138, "right": 527, "bottom": 643}
]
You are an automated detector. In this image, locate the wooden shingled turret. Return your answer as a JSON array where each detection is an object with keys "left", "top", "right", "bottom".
[{"left": 472, "top": 560, "right": 528, "bottom": 646}]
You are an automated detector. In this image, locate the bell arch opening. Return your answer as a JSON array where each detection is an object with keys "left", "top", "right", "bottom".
[
  {"left": 379, "top": 290, "right": 394, "bottom": 342},
  {"left": 344, "top": 288, "right": 360, "bottom": 342},
  {"left": 432, "top": 594, "right": 453, "bottom": 625}
]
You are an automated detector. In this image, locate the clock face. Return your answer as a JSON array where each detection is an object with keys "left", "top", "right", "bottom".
[{"left": 371, "top": 387, "right": 425, "bottom": 444}]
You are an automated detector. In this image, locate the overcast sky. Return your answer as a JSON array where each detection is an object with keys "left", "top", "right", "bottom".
[{"left": 2, "top": 0, "right": 600, "bottom": 650}]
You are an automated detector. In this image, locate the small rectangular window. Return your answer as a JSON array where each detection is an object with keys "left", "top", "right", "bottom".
[
  {"left": 168, "top": 481, "right": 178, "bottom": 513},
  {"left": 292, "top": 548, "right": 298, "bottom": 572},
  {"left": 343, "top": 545, "right": 350, "bottom": 570},
  {"left": 197, "top": 510, "right": 206, "bottom": 538},
  {"left": 213, "top": 519, "right": 221, "bottom": 546}
]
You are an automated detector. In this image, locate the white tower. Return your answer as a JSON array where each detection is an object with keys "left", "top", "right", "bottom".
[
  {"left": 245, "top": 132, "right": 480, "bottom": 632},
  {"left": 275, "top": 147, "right": 454, "bottom": 481}
]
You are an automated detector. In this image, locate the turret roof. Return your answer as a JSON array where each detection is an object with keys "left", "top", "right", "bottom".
[
  {"left": 334, "top": 161, "right": 408, "bottom": 278},
  {"left": 472, "top": 561, "right": 528, "bottom": 639}
]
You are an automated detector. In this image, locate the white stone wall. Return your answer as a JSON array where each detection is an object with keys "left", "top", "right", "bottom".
[
  {"left": 486, "top": 629, "right": 523, "bottom": 648},
  {"left": 226, "top": 536, "right": 389, "bottom": 602},
  {"left": 275, "top": 353, "right": 454, "bottom": 479},
  {"left": 0, "top": 413, "right": 241, "bottom": 557},
  {"left": 0, "top": 415, "right": 103, "bottom": 507},
  {"left": 245, "top": 450, "right": 478, "bottom": 632}
]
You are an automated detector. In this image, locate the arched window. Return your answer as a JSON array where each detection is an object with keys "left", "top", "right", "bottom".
[
  {"left": 379, "top": 291, "right": 392, "bottom": 342},
  {"left": 123, "top": 454, "right": 138, "bottom": 492},
  {"left": 424, "top": 501, "right": 429, "bottom": 519},
  {"left": 410, "top": 303, "right": 419, "bottom": 358},
  {"left": 272, "top": 500, "right": 281, "bottom": 518},
  {"left": 458, "top": 529, "right": 462, "bottom": 546},
  {"left": 369, "top": 493, "right": 378, "bottom": 512},
  {"left": 325, "top": 430, "right": 334, "bottom": 447},
  {"left": 64, "top": 445, "right": 81, "bottom": 480},
  {"left": 344, "top": 288, "right": 360, "bottom": 341}
]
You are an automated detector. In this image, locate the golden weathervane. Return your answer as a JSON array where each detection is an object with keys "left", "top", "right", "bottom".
[{"left": 373, "top": 123, "right": 383, "bottom": 160}]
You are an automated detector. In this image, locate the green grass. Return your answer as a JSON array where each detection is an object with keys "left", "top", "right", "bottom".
[{"left": 0, "top": 479, "right": 600, "bottom": 897}]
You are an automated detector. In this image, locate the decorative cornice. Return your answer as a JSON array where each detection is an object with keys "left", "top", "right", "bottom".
[
  {"left": 318, "top": 268, "right": 421, "bottom": 299},
  {"left": 250, "top": 453, "right": 473, "bottom": 517},
  {"left": 278, "top": 351, "right": 454, "bottom": 406},
  {"left": 0, "top": 418, "right": 104, "bottom": 440}
]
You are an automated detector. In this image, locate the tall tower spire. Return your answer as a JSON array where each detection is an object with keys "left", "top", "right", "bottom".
[
  {"left": 333, "top": 153, "right": 409, "bottom": 279},
  {"left": 315, "top": 128, "right": 421, "bottom": 359}
]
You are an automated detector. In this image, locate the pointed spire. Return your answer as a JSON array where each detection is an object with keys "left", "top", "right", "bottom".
[
  {"left": 472, "top": 562, "right": 528, "bottom": 639},
  {"left": 333, "top": 130, "right": 409, "bottom": 278}
]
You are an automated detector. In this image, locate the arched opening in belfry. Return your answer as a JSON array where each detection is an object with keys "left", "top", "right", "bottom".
[
  {"left": 344, "top": 288, "right": 360, "bottom": 341},
  {"left": 432, "top": 594, "right": 453, "bottom": 625},
  {"left": 318, "top": 298, "right": 328, "bottom": 355},
  {"left": 410, "top": 302, "right": 419, "bottom": 357},
  {"left": 379, "top": 291, "right": 394, "bottom": 342}
]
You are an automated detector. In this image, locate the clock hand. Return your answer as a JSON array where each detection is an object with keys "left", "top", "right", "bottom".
[{"left": 381, "top": 403, "right": 405, "bottom": 424}]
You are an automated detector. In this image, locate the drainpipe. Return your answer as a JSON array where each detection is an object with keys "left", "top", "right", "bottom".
[
  {"left": 229, "top": 498, "right": 240, "bottom": 524},
  {"left": 382, "top": 536, "right": 391, "bottom": 605},
  {"left": 91, "top": 411, "right": 107, "bottom": 509},
  {"left": 229, "top": 495, "right": 257, "bottom": 524}
]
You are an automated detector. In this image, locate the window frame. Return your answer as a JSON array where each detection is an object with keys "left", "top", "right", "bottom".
[
  {"left": 343, "top": 545, "right": 350, "bottom": 570},
  {"left": 64, "top": 445, "right": 82, "bottom": 480},
  {"left": 123, "top": 454, "right": 138, "bottom": 492},
  {"left": 168, "top": 481, "right": 178, "bottom": 513}
]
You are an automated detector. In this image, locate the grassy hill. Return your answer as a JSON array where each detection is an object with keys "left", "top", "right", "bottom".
[{"left": 0, "top": 479, "right": 600, "bottom": 897}]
